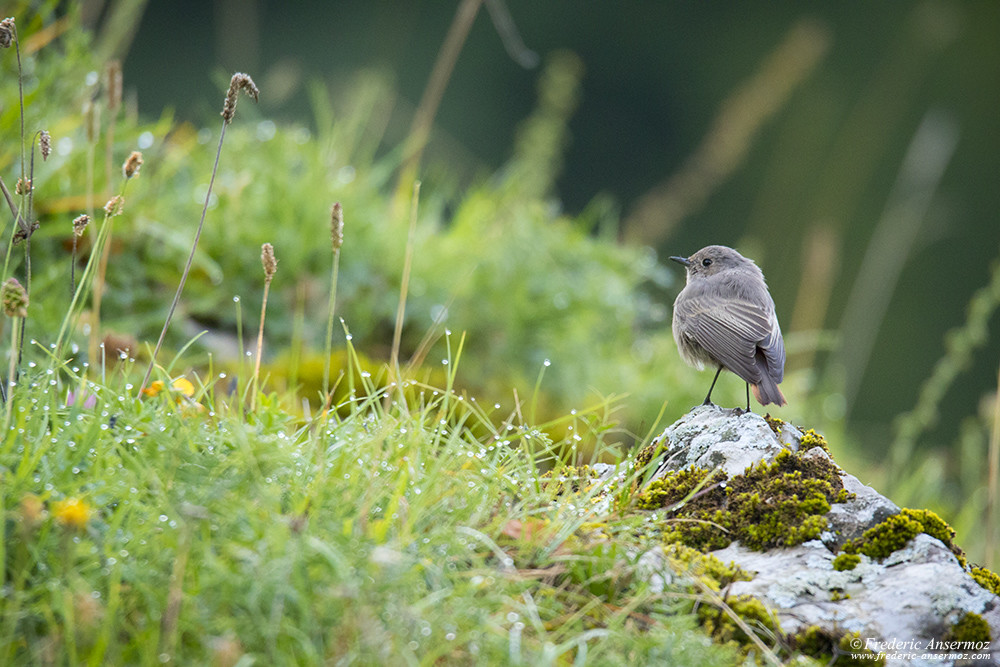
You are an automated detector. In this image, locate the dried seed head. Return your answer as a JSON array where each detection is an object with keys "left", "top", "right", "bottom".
[
  {"left": 39, "top": 131, "right": 51, "bottom": 160},
  {"left": 0, "top": 18, "right": 15, "bottom": 49},
  {"left": 330, "top": 202, "right": 344, "bottom": 251},
  {"left": 123, "top": 151, "right": 143, "bottom": 179},
  {"left": 1, "top": 278, "right": 28, "bottom": 318},
  {"left": 106, "top": 60, "right": 122, "bottom": 112},
  {"left": 13, "top": 221, "right": 38, "bottom": 245},
  {"left": 73, "top": 214, "right": 91, "bottom": 237},
  {"left": 261, "top": 243, "right": 277, "bottom": 280},
  {"left": 104, "top": 195, "right": 123, "bottom": 216},
  {"left": 221, "top": 72, "right": 259, "bottom": 124},
  {"left": 15, "top": 178, "right": 30, "bottom": 195},
  {"left": 83, "top": 100, "right": 100, "bottom": 143}
]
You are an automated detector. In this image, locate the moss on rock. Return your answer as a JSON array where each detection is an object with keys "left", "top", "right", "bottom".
[
  {"left": 842, "top": 508, "right": 966, "bottom": 566},
  {"left": 791, "top": 627, "right": 885, "bottom": 665},
  {"left": 832, "top": 553, "right": 860, "bottom": 571},
  {"left": 660, "top": 543, "right": 753, "bottom": 591},
  {"left": 635, "top": 439, "right": 668, "bottom": 469},
  {"left": 945, "top": 611, "right": 991, "bottom": 644},
  {"left": 970, "top": 566, "right": 1000, "bottom": 596},
  {"left": 797, "top": 428, "right": 831, "bottom": 454},
  {"left": 637, "top": 448, "right": 850, "bottom": 552},
  {"left": 697, "top": 594, "right": 779, "bottom": 652}
]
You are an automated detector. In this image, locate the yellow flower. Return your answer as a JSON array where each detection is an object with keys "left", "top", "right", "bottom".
[
  {"left": 53, "top": 497, "right": 93, "bottom": 529},
  {"left": 171, "top": 377, "right": 195, "bottom": 396},
  {"left": 143, "top": 378, "right": 196, "bottom": 398}
]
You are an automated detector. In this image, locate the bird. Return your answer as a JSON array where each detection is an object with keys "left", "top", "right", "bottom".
[{"left": 670, "top": 245, "right": 786, "bottom": 411}]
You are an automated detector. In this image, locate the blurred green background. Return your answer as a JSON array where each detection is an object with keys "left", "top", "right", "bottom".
[
  {"left": 121, "top": 0, "right": 1000, "bottom": 437},
  {"left": 3, "top": 1, "right": 999, "bottom": 561}
]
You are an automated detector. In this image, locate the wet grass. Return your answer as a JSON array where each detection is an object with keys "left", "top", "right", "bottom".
[{"left": 0, "top": 334, "right": 745, "bottom": 665}]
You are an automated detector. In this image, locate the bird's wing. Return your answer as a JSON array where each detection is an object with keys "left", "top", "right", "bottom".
[
  {"left": 674, "top": 294, "right": 774, "bottom": 385},
  {"left": 759, "top": 314, "right": 785, "bottom": 383}
]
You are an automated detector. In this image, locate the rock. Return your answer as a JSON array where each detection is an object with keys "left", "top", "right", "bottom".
[{"left": 640, "top": 406, "right": 1000, "bottom": 666}]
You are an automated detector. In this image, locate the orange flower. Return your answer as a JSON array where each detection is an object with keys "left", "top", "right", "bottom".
[{"left": 52, "top": 497, "right": 93, "bottom": 529}]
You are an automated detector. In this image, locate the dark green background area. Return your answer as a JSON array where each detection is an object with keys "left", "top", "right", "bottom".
[{"left": 122, "top": 1, "right": 1000, "bottom": 450}]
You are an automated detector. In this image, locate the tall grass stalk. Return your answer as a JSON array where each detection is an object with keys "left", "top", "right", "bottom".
[
  {"left": 987, "top": 361, "right": 1000, "bottom": 566},
  {"left": 251, "top": 243, "right": 276, "bottom": 412},
  {"left": 322, "top": 202, "right": 344, "bottom": 401},
  {"left": 50, "top": 189, "right": 133, "bottom": 366},
  {"left": 394, "top": 0, "right": 481, "bottom": 214},
  {"left": 389, "top": 181, "right": 420, "bottom": 400},
  {"left": 4, "top": 312, "right": 19, "bottom": 426},
  {"left": 140, "top": 72, "right": 258, "bottom": 395}
]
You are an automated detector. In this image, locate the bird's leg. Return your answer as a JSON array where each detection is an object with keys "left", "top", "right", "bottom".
[
  {"left": 746, "top": 383, "right": 751, "bottom": 412},
  {"left": 703, "top": 366, "right": 724, "bottom": 405}
]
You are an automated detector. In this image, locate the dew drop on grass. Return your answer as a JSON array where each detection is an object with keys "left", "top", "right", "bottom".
[{"left": 233, "top": 296, "right": 240, "bottom": 303}]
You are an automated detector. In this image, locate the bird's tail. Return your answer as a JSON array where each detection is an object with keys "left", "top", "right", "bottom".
[{"left": 752, "top": 378, "right": 786, "bottom": 407}]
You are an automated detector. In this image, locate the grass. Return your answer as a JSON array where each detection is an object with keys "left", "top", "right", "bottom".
[
  {"left": 1, "top": 333, "right": 746, "bottom": 665},
  {"left": 0, "top": 9, "right": 752, "bottom": 665}
]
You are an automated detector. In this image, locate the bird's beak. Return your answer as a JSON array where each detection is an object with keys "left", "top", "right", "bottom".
[{"left": 669, "top": 255, "right": 692, "bottom": 267}]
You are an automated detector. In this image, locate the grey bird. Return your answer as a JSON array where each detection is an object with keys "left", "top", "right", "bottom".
[{"left": 670, "top": 245, "right": 786, "bottom": 410}]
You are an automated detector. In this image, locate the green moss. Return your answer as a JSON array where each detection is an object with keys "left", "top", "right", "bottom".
[
  {"left": 660, "top": 543, "right": 752, "bottom": 591},
  {"left": 763, "top": 414, "right": 784, "bottom": 437},
  {"left": 946, "top": 612, "right": 991, "bottom": 643},
  {"left": 635, "top": 466, "right": 725, "bottom": 511},
  {"left": 540, "top": 465, "right": 596, "bottom": 495},
  {"left": 791, "top": 627, "right": 884, "bottom": 665},
  {"left": 899, "top": 508, "right": 966, "bottom": 567},
  {"left": 725, "top": 449, "right": 846, "bottom": 550},
  {"left": 832, "top": 553, "right": 860, "bottom": 571},
  {"left": 842, "top": 508, "right": 966, "bottom": 565},
  {"left": 970, "top": 566, "right": 1000, "bottom": 596},
  {"left": 797, "top": 428, "right": 830, "bottom": 454},
  {"left": 843, "top": 514, "right": 922, "bottom": 560},
  {"left": 635, "top": 439, "right": 667, "bottom": 468},
  {"left": 697, "top": 595, "right": 779, "bottom": 651},
  {"left": 638, "top": 448, "right": 851, "bottom": 553}
]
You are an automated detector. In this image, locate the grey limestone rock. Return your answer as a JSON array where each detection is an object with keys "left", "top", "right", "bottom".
[{"left": 640, "top": 405, "right": 1000, "bottom": 666}]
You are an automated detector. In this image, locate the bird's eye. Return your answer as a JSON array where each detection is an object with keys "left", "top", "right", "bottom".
[{"left": 702, "top": 258, "right": 713, "bottom": 267}]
